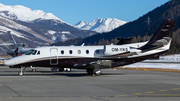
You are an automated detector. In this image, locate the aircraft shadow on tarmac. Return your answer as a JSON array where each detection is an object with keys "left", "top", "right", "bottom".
[{"left": 0, "top": 70, "right": 124, "bottom": 77}]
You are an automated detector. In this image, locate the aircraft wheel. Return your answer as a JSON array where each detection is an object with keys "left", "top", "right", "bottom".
[
  {"left": 31, "top": 66, "right": 36, "bottom": 72},
  {"left": 32, "top": 69, "right": 36, "bottom": 72},
  {"left": 86, "top": 69, "right": 93, "bottom": 75},
  {"left": 59, "top": 68, "right": 64, "bottom": 72},
  {"left": 66, "top": 68, "right": 71, "bottom": 72},
  {"left": 18, "top": 71, "right": 24, "bottom": 76},
  {"left": 95, "top": 70, "right": 101, "bottom": 76}
]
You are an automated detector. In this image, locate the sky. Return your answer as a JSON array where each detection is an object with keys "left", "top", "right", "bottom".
[{"left": 0, "top": 0, "right": 169, "bottom": 25}]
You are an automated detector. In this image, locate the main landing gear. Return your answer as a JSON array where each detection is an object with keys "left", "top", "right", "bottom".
[
  {"left": 86, "top": 68, "right": 102, "bottom": 76},
  {"left": 58, "top": 68, "right": 72, "bottom": 72}
]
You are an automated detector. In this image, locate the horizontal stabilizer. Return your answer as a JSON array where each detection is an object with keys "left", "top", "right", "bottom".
[{"left": 0, "top": 43, "right": 14, "bottom": 46}]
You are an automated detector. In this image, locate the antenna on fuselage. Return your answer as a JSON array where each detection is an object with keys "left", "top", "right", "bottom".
[{"left": 81, "top": 43, "right": 85, "bottom": 46}]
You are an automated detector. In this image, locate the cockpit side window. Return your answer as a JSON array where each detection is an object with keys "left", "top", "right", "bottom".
[
  {"left": 32, "top": 50, "right": 37, "bottom": 55},
  {"left": 37, "top": 51, "right": 40, "bottom": 55},
  {"left": 25, "top": 49, "right": 34, "bottom": 55}
]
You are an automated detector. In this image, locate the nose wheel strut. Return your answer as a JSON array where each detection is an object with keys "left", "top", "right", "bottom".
[{"left": 18, "top": 67, "right": 26, "bottom": 76}]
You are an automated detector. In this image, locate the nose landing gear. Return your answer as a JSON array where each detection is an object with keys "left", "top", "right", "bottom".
[
  {"left": 18, "top": 67, "right": 26, "bottom": 76},
  {"left": 31, "top": 66, "right": 36, "bottom": 72}
]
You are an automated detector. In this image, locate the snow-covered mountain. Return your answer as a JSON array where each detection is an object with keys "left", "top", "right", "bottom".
[
  {"left": 0, "top": 3, "right": 97, "bottom": 54},
  {"left": 0, "top": 3, "right": 61, "bottom": 22},
  {"left": 74, "top": 18, "right": 127, "bottom": 33}
]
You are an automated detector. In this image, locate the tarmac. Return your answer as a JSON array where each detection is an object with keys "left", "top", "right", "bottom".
[{"left": 0, "top": 66, "right": 180, "bottom": 101}]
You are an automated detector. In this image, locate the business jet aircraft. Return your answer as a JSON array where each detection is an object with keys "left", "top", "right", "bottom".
[
  {"left": 0, "top": 31, "right": 32, "bottom": 56},
  {"left": 4, "top": 20, "right": 176, "bottom": 76}
]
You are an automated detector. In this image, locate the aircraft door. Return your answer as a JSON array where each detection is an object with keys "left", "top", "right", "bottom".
[{"left": 50, "top": 48, "right": 58, "bottom": 65}]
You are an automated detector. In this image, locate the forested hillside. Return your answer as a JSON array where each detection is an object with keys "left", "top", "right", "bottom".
[{"left": 53, "top": 0, "right": 180, "bottom": 55}]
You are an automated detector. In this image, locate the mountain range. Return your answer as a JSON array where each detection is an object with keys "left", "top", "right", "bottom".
[
  {"left": 1, "top": 0, "right": 179, "bottom": 55},
  {"left": 0, "top": 3, "right": 97, "bottom": 53},
  {"left": 53, "top": 0, "right": 180, "bottom": 50},
  {"left": 0, "top": 3, "right": 61, "bottom": 22},
  {"left": 74, "top": 18, "right": 127, "bottom": 33}
]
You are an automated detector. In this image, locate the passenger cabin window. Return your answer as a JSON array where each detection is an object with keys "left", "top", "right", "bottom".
[
  {"left": 69, "top": 50, "right": 72, "bottom": 54},
  {"left": 78, "top": 50, "right": 81, "bottom": 54},
  {"left": 25, "top": 49, "right": 34, "bottom": 55},
  {"left": 61, "top": 50, "right": 64, "bottom": 54},
  {"left": 86, "top": 50, "right": 89, "bottom": 54}
]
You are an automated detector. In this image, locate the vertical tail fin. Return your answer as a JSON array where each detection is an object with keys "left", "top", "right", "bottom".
[
  {"left": 138, "top": 19, "right": 176, "bottom": 51},
  {"left": 7, "top": 31, "right": 17, "bottom": 49},
  {"left": 7, "top": 31, "right": 16, "bottom": 45},
  {"left": 0, "top": 31, "right": 16, "bottom": 49}
]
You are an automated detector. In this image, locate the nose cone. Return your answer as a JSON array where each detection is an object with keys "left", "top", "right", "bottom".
[{"left": 4, "top": 59, "right": 15, "bottom": 66}]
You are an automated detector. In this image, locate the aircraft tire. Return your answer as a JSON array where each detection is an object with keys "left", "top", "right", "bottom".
[
  {"left": 32, "top": 69, "right": 36, "bottom": 72},
  {"left": 86, "top": 69, "right": 93, "bottom": 75},
  {"left": 66, "top": 68, "right": 71, "bottom": 72},
  {"left": 18, "top": 71, "right": 24, "bottom": 76},
  {"left": 59, "top": 68, "right": 64, "bottom": 72},
  {"left": 95, "top": 70, "right": 101, "bottom": 76}
]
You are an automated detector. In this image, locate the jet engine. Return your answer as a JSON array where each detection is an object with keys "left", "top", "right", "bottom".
[
  {"left": 103, "top": 45, "right": 130, "bottom": 56},
  {"left": 16, "top": 43, "right": 26, "bottom": 47}
]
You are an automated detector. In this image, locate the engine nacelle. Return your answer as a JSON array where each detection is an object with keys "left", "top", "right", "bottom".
[
  {"left": 16, "top": 43, "right": 26, "bottom": 47},
  {"left": 103, "top": 45, "right": 130, "bottom": 56}
]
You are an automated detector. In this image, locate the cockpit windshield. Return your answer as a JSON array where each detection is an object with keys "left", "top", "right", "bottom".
[
  {"left": 25, "top": 49, "right": 40, "bottom": 55},
  {"left": 32, "top": 50, "right": 37, "bottom": 55},
  {"left": 25, "top": 49, "right": 34, "bottom": 55}
]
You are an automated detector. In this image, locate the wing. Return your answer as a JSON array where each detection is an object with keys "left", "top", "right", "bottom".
[{"left": 73, "top": 60, "right": 112, "bottom": 69}]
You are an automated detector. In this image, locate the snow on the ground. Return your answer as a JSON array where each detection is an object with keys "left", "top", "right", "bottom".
[{"left": 124, "top": 54, "right": 180, "bottom": 70}]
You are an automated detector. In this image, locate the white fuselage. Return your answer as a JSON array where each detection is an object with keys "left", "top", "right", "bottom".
[{"left": 4, "top": 41, "right": 170, "bottom": 67}]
